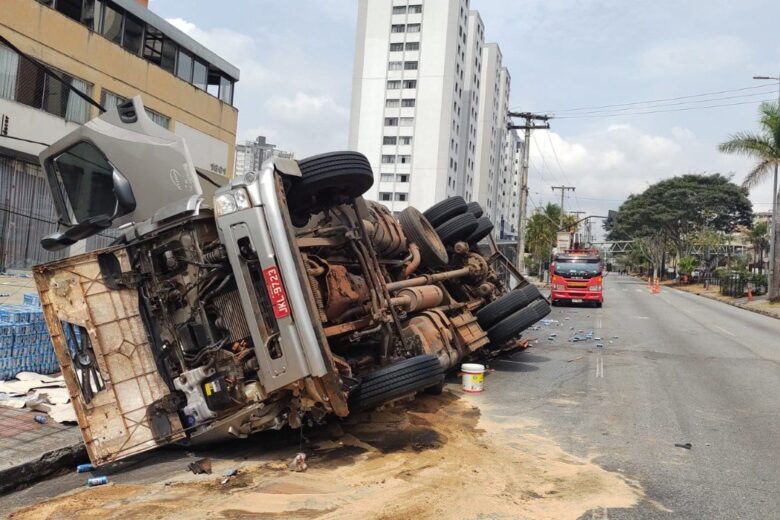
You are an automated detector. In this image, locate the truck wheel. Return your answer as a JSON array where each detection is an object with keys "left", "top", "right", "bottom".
[
  {"left": 465, "top": 201, "right": 484, "bottom": 218},
  {"left": 398, "top": 207, "right": 449, "bottom": 267},
  {"left": 423, "top": 196, "right": 467, "bottom": 227},
  {"left": 595, "top": 301, "right": 603, "bottom": 308},
  {"left": 476, "top": 284, "right": 542, "bottom": 329},
  {"left": 487, "top": 299, "right": 551, "bottom": 345},
  {"left": 465, "top": 216, "right": 494, "bottom": 244},
  {"left": 435, "top": 212, "right": 478, "bottom": 245},
  {"left": 288, "top": 151, "right": 374, "bottom": 208},
  {"left": 349, "top": 355, "right": 444, "bottom": 412}
]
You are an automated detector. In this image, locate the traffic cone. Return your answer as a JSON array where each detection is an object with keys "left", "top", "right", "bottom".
[
  {"left": 653, "top": 278, "right": 660, "bottom": 294},
  {"left": 747, "top": 287, "right": 753, "bottom": 301}
]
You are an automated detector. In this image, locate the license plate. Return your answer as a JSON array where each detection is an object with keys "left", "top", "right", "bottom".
[
  {"left": 572, "top": 299, "right": 583, "bottom": 303},
  {"left": 262, "top": 266, "right": 291, "bottom": 319}
]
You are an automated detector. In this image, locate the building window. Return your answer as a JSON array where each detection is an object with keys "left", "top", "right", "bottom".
[
  {"left": 100, "top": 2, "right": 124, "bottom": 44},
  {"left": 193, "top": 60, "right": 208, "bottom": 90},
  {"left": 400, "top": 117, "right": 414, "bottom": 127},
  {"left": 387, "top": 80, "right": 401, "bottom": 89},
  {"left": 402, "top": 80, "right": 417, "bottom": 89},
  {"left": 380, "top": 173, "right": 394, "bottom": 182},
  {"left": 408, "top": 4, "right": 423, "bottom": 14},
  {"left": 395, "top": 193, "right": 408, "bottom": 201},
  {"left": 383, "top": 136, "right": 398, "bottom": 145},
  {"left": 388, "top": 61, "right": 403, "bottom": 71},
  {"left": 379, "top": 192, "right": 392, "bottom": 201},
  {"left": 381, "top": 155, "right": 396, "bottom": 164},
  {"left": 398, "top": 155, "right": 411, "bottom": 164},
  {"left": 407, "top": 24, "right": 421, "bottom": 33},
  {"left": 176, "top": 50, "right": 193, "bottom": 82},
  {"left": 122, "top": 13, "right": 144, "bottom": 55},
  {"left": 392, "top": 6, "right": 407, "bottom": 14},
  {"left": 405, "top": 42, "right": 420, "bottom": 51},
  {"left": 384, "top": 117, "right": 399, "bottom": 126},
  {"left": 53, "top": 0, "right": 85, "bottom": 23},
  {"left": 397, "top": 174, "right": 410, "bottom": 183},
  {"left": 391, "top": 24, "right": 405, "bottom": 33},
  {"left": 390, "top": 42, "right": 404, "bottom": 52},
  {"left": 401, "top": 98, "right": 416, "bottom": 107},
  {"left": 404, "top": 61, "right": 418, "bottom": 70},
  {"left": 101, "top": 90, "right": 170, "bottom": 128},
  {"left": 399, "top": 136, "right": 413, "bottom": 145},
  {"left": 385, "top": 98, "right": 400, "bottom": 108}
]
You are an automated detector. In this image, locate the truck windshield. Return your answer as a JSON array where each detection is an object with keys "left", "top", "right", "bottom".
[
  {"left": 555, "top": 260, "right": 601, "bottom": 277},
  {"left": 52, "top": 141, "right": 118, "bottom": 224}
]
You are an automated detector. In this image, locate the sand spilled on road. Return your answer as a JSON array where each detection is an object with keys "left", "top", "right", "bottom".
[{"left": 10, "top": 392, "right": 643, "bottom": 520}]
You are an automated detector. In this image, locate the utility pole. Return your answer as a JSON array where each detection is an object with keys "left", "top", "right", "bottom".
[
  {"left": 753, "top": 74, "right": 780, "bottom": 299},
  {"left": 508, "top": 112, "right": 550, "bottom": 273},
  {"left": 551, "top": 185, "right": 576, "bottom": 227}
]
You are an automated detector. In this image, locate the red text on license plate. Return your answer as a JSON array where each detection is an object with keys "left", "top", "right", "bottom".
[{"left": 262, "top": 266, "right": 290, "bottom": 319}]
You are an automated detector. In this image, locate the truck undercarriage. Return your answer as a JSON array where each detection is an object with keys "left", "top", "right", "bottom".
[{"left": 31, "top": 98, "right": 550, "bottom": 465}]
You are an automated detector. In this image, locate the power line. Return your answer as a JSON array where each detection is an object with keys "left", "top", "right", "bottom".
[
  {"left": 555, "top": 98, "right": 774, "bottom": 120},
  {"left": 550, "top": 90, "right": 775, "bottom": 117},
  {"left": 525, "top": 83, "right": 777, "bottom": 114}
]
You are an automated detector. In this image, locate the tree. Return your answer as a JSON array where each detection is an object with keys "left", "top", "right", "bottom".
[
  {"left": 718, "top": 102, "right": 780, "bottom": 188},
  {"left": 719, "top": 101, "right": 780, "bottom": 298},
  {"left": 677, "top": 256, "right": 697, "bottom": 276},
  {"left": 525, "top": 203, "right": 577, "bottom": 279},
  {"left": 744, "top": 220, "right": 769, "bottom": 272},
  {"left": 607, "top": 174, "right": 753, "bottom": 257}
]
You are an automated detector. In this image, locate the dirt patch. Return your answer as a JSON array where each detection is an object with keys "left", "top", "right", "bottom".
[{"left": 9, "top": 392, "right": 644, "bottom": 520}]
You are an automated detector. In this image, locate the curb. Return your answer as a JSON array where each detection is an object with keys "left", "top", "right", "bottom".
[
  {"left": 671, "top": 286, "right": 780, "bottom": 321},
  {"left": 0, "top": 442, "right": 86, "bottom": 494}
]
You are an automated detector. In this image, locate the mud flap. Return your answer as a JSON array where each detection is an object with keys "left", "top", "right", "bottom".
[{"left": 33, "top": 248, "right": 186, "bottom": 465}]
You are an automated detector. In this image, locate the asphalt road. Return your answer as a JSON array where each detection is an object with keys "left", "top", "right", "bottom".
[
  {"left": 482, "top": 274, "right": 780, "bottom": 519},
  {"left": 3, "top": 274, "right": 779, "bottom": 519}
]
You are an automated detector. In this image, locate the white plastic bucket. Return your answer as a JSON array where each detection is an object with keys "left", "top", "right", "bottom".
[{"left": 461, "top": 363, "right": 485, "bottom": 393}]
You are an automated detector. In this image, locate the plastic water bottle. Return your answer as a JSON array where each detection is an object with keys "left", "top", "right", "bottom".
[{"left": 87, "top": 476, "right": 108, "bottom": 487}]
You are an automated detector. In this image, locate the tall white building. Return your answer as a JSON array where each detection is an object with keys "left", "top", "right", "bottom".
[{"left": 349, "top": 0, "right": 518, "bottom": 229}]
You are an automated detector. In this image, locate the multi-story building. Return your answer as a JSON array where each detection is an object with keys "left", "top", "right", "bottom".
[
  {"left": 349, "top": 0, "right": 517, "bottom": 232},
  {"left": 349, "top": 0, "right": 476, "bottom": 213},
  {"left": 0, "top": 0, "right": 240, "bottom": 268},
  {"left": 234, "top": 135, "right": 294, "bottom": 177}
]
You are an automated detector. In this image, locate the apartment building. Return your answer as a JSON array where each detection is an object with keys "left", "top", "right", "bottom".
[
  {"left": 234, "top": 135, "right": 294, "bottom": 177},
  {"left": 0, "top": 0, "right": 240, "bottom": 268},
  {"left": 349, "top": 0, "right": 518, "bottom": 233}
]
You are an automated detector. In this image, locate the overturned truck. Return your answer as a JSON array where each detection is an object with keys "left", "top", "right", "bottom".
[{"left": 32, "top": 98, "right": 550, "bottom": 465}]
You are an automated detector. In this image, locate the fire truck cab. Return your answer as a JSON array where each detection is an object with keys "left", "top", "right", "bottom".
[{"left": 550, "top": 249, "right": 604, "bottom": 307}]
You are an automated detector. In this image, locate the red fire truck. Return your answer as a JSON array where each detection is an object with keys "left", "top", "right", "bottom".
[{"left": 550, "top": 249, "right": 604, "bottom": 307}]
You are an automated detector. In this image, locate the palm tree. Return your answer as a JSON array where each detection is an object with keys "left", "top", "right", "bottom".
[
  {"left": 719, "top": 102, "right": 780, "bottom": 187},
  {"left": 744, "top": 220, "right": 769, "bottom": 272},
  {"left": 719, "top": 101, "right": 780, "bottom": 299},
  {"left": 525, "top": 203, "right": 578, "bottom": 280}
]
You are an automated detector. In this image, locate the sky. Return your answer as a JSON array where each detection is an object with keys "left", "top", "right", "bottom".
[{"left": 149, "top": 0, "right": 780, "bottom": 237}]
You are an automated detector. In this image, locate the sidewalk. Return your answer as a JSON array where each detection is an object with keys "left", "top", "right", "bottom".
[
  {"left": 672, "top": 283, "right": 780, "bottom": 320},
  {"left": 0, "top": 407, "right": 84, "bottom": 493}
]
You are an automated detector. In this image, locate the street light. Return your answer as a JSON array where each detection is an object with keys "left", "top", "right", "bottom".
[{"left": 753, "top": 75, "right": 780, "bottom": 299}]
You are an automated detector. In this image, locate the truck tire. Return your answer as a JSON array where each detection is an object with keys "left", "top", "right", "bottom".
[
  {"left": 465, "top": 216, "right": 494, "bottom": 244},
  {"left": 476, "top": 284, "right": 542, "bottom": 329},
  {"left": 349, "top": 355, "right": 444, "bottom": 412},
  {"left": 398, "top": 207, "right": 449, "bottom": 267},
  {"left": 487, "top": 299, "right": 551, "bottom": 345},
  {"left": 465, "top": 201, "right": 484, "bottom": 218},
  {"left": 423, "top": 196, "right": 467, "bottom": 227},
  {"left": 288, "top": 151, "right": 374, "bottom": 208},
  {"left": 435, "top": 212, "right": 478, "bottom": 245}
]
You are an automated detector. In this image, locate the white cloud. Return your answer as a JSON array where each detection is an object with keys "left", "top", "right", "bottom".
[
  {"left": 264, "top": 93, "right": 349, "bottom": 123},
  {"left": 637, "top": 35, "right": 751, "bottom": 78}
]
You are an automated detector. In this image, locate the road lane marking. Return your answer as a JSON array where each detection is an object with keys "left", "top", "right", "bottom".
[
  {"left": 596, "top": 352, "right": 604, "bottom": 378},
  {"left": 713, "top": 324, "right": 736, "bottom": 337}
]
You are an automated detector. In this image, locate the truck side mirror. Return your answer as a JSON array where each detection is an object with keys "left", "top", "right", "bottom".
[{"left": 112, "top": 168, "right": 136, "bottom": 214}]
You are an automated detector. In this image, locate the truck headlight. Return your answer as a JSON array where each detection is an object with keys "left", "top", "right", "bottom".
[
  {"left": 589, "top": 285, "right": 602, "bottom": 291},
  {"left": 554, "top": 284, "right": 566, "bottom": 291},
  {"left": 214, "top": 189, "right": 251, "bottom": 217}
]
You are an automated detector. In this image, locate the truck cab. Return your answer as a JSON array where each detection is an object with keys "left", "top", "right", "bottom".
[{"left": 550, "top": 249, "right": 604, "bottom": 307}]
